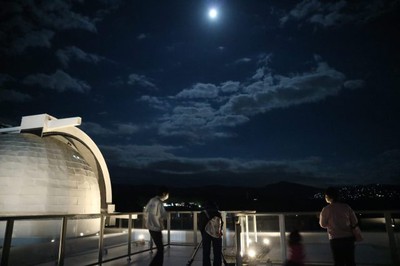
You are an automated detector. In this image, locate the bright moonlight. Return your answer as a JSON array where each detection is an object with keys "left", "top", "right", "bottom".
[{"left": 208, "top": 8, "right": 218, "bottom": 19}]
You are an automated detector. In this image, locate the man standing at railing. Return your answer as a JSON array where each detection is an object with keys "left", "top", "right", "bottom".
[
  {"left": 144, "top": 186, "right": 170, "bottom": 266},
  {"left": 319, "top": 187, "right": 358, "bottom": 266}
]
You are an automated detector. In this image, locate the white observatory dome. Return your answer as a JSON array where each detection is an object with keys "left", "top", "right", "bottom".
[
  {"left": 0, "top": 114, "right": 114, "bottom": 239},
  {"left": 0, "top": 133, "right": 100, "bottom": 215}
]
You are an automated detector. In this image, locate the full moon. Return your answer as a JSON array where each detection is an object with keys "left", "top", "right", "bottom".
[{"left": 208, "top": 8, "right": 218, "bottom": 19}]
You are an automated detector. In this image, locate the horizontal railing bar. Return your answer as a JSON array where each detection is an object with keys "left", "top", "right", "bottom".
[
  {"left": 0, "top": 209, "right": 398, "bottom": 266},
  {"left": 1, "top": 210, "right": 399, "bottom": 221}
]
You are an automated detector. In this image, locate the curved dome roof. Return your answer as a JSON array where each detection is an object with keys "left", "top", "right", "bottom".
[{"left": 0, "top": 133, "right": 100, "bottom": 215}]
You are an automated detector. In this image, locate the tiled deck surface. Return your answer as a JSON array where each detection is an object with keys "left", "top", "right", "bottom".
[
  {"left": 95, "top": 245, "right": 286, "bottom": 266},
  {"left": 5, "top": 241, "right": 394, "bottom": 266},
  {"left": 60, "top": 244, "right": 358, "bottom": 266},
  {"left": 4, "top": 228, "right": 397, "bottom": 265},
  {"left": 102, "top": 245, "right": 206, "bottom": 266}
]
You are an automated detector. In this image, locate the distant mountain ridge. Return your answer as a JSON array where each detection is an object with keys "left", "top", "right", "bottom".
[{"left": 111, "top": 181, "right": 400, "bottom": 212}]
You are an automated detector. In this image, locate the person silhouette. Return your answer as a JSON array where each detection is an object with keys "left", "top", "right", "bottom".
[
  {"left": 144, "top": 186, "right": 169, "bottom": 266},
  {"left": 198, "top": 201, "right": 223, "bottom": 266},
  {"left": 285, "top": 230, "right": 305, "bottom": 266},
  {"left": 319, "top": 187, "right": 358, "bottom": 266}
]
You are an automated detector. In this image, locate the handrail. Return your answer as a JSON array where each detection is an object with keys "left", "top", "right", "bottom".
[{"left": 1, "top": 210, "right": 399, "bottom": 265}]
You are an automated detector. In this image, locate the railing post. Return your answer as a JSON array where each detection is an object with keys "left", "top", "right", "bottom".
[
  {"left": 240, "top": 216, "right": 245, "bottom": 254},
  {"left": 253, "top": 214, "right": 257, "bottom": 243},
  {"left": 235, "top": 216, "right": 242, "bottom": 266},
  {"left": 57, "top": 216, "right": 68, "bottom": 266},
  {"left": 222, "top": 211, "right": 227, "bottom": 247},
  {"left": 98, "top": 214, "right": 106, "bottom": 265},
  {"left": 193, "top": 212, "right": 198, "bottom": 245},
  {"left": 245, "top": 215, "right": 249, "bottom": 249},
  {"left": 167, "top": 212, "right": 171, "bottom": 246},
  {"left": 384, "top": 212, "right": 400, "bottom": 266},
  {"left": 128, "top": 214, "right": 132, "bottom": 261},
  {"left": 1, "top": 218, "right": 14, "bottom": 266},
  {"left": 279, "top": 214, "right": 287, "bottom": 263}
]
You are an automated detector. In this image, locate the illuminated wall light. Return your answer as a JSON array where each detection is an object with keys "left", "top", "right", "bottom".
[
  {"left": 263, "top": 238, "right": 270, "bottom": 245},
  {"left": 248, "top": 249, "right": 256, "bottom": 258},
  {"left": 80, "top": 233, "right": 84, "bottom": 236},
  {"left": 138, "top": 234, "right": 145, "bottom": 240}
]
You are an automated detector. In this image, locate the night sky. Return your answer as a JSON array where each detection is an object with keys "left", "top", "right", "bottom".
[{"left": 1, "top": 0, "right": 400, "bottom": 187}]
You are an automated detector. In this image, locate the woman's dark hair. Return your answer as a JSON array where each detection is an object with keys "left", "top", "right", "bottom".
[
  {"left": 325, "top": 187, "right": 339, "bottom": 201},
  {"left": 157, "top": 186, "right": 169, "bottom": 196}
]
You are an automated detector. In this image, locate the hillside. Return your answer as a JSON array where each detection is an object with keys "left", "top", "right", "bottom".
[{"left": 111, "top": 182, "right": 400, "bottom": 212}]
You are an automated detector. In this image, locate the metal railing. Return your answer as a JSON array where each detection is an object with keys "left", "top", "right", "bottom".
[{"left": 1, "top": 210, "right": 399, "bottom": 265}]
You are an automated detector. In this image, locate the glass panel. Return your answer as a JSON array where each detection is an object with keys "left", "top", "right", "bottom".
[
  {"left": 169, "top": 212, "right": 195, "bottom": 244},
  {"left": 7, "top": 219, "right": 62, "bottom": 266},
  {"left": 1, "top": 211, "right": 398, "bottom": 265},
  {"left": 63, "top": 217, "right": 100, "bottom": 266}
]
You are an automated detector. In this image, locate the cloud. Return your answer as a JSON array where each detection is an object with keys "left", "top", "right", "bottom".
[
  {"left": 280, "top": 0, "right": 400, "bottom": 28},
  {"left": 137, "top": 33, "right": 147, "bottom": 40},
  {"left": 176, "top": 83, "right": 219, "bottom": 99},
  {"left": 143, "top": 55, "right": 361, "bottom": 142},
  {"left": 80, "top": 122, "right": 114, "bottom": 136},
  {"left": 234, "top": 57, "right": 252, "bottom": 64},
  {"left": 0, "top": 74, "right": 14, "bottom": 84},
  {"left": 101, "top": 144, "right": 178, "bottom": 168},
  {"left": 2, "top": 29, "right": 55, "bottom": 55},
  {"left": 116, "top": 123, "right": 140, "bottom": 135},
  {"left": 344, "top": 80, "right": 365, "bottom": 90},
  {"left": 0, "top": 0, "right": 98, "bottom": 54},
  {"left": 100, "top": 140, "right": 397, "bottom": 186},
  {"left": 32, "top": 1, "right": 96, "bottom": 32},
  {"left": 0, "top": 89, "right": 32, "bottom": 103},
  {"left": 56, "top": 46, "right": 104, "bottom": 68},
  {"left": 221, "top": 61, "right": 347, "bottom": 116},
  {"left": 22, "top": 70, "right": 91, "bottom": 93},
  {"left": 127, "top": 74, "right": 157, "bottom": 90},
  {"left": 207, "top": 115, "right": 249, "bottom": 128},
  {"left": 80, "top": 121, "right": 141, "bottom": 136},
  {"left": 0, "top": 74, "right": 32, "bottom": 102},
  {"left": 158, "top": 103, "right": 218, "bottom": 141},
  {"left": 100, "top": 143, "right": 328, "bottom": 183},
  {"left": 220, "top": 81, "right": 240, "bottom": 93},
  {"left": 139, "top": 95, "right": 169, "bottom": 110}
]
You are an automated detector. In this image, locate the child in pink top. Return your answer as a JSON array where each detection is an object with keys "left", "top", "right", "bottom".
[{"left": 285, "top": 230, "right": 305, "bottom": 266}]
